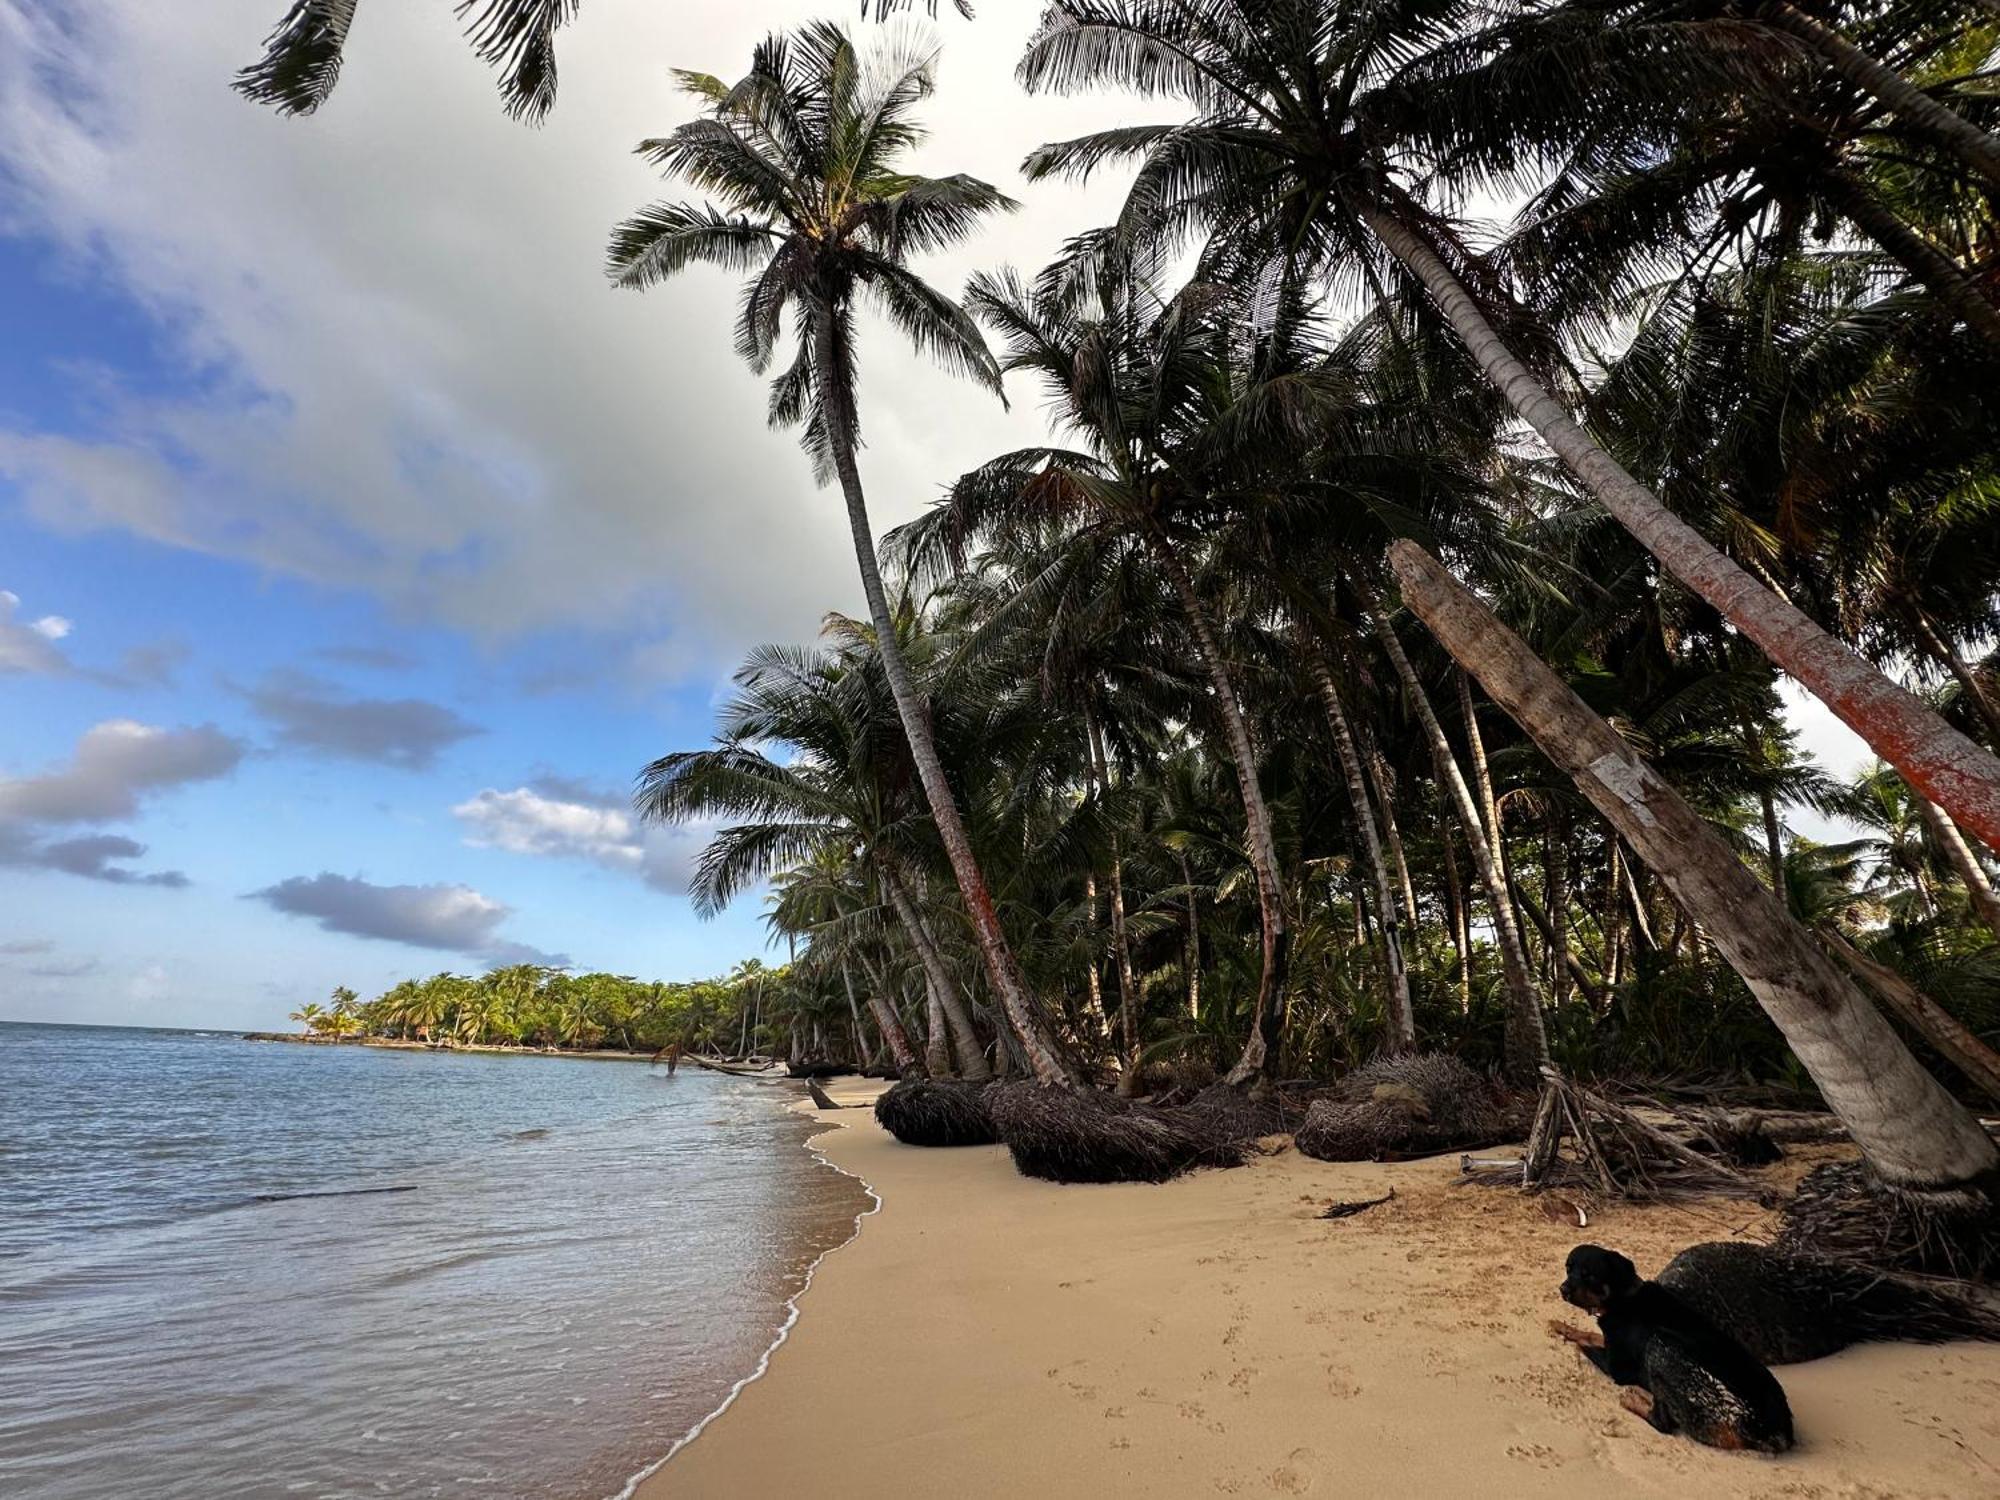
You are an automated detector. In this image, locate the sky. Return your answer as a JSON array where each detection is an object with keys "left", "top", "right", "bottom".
[{"left": 0, "top": 1, "right": 1871, "bottom": 1031}]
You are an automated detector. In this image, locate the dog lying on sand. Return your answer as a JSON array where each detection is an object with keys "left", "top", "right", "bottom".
[{"left": 1550, "top": 1244, "right": 1794, "bottom": 1454}]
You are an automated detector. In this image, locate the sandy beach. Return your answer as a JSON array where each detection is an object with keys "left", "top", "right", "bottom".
[{"left": 649, "top": 1080, "right": 2000, "bottom": 1499}]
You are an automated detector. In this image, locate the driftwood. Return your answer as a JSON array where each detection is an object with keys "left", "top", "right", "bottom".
[
  {"left": 687, "top": 1055, "right": 776, "bottom": 1078},
  {"left": 806, "top": 1079, "right": 864, "bottom": 1111},
  {"left": 1465, "top": 1069, "right": 1774, "bottom": 1203},
  {"left": 1319, "top": 1189, "right": 1395, "bottom": 1220}
]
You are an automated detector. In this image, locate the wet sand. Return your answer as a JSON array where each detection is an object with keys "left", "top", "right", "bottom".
[{"left": 650, "top": 1079, "right": 2000, "bottom": 1499}]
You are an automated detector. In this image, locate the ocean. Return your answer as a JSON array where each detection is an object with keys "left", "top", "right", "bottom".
[{"left": 0, "top": 1022, "right": 870, "bottom": 1499}]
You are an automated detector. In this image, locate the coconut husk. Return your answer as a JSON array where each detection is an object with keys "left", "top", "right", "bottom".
[
  {"left": 873, "top": 1078, "right": 998, "bottom": 1148},
  {"left": 986, "top": 1082, "right": 1248, "bottom": 1184},
  {"left": 1775, "top": 1161, "right": 2000, "bottom": 1282},
  {"left": 1295, "top": 1053, "right": 1514, "bottom": 1163}
]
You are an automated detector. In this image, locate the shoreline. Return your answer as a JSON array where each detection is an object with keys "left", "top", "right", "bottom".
[
  {"left": 239, "top": 1034, "right": 773, "bottom": 1065},
  {"left": 647, "top": 1079, "right": 2000, "bottom": 1498},
  {"left": 611, "top": 1089, "right": 883, "bottom": 1500}
]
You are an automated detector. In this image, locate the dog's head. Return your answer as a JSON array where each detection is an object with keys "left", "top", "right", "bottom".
[{"left": 1561, "top": 1244, "right": 1638, "bottom": 1313}]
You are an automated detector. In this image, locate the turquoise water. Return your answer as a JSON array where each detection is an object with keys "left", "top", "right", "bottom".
[{"left": 0, "top": 1023, "right": 866, "bottom": 1498}]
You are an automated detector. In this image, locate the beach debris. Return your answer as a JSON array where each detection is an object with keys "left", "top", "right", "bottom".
[
  {"left": 985, "top": 1082, "right": 1249, "bottom": 1184},
  {"left": 1776, "top": 1160, "right": 2000, "bottom": 1281},
  {"left": 1539, "top": 1194, "right": 1589, "bottom": 1228},
  {"left": 1294, "top": 1053, "right": 1517, "bottom": 1163},
  {"left": 806, "top": 1079, "right": 863, "bottom": 1111},
  {"left": 1477, "top": 1070, "right": 1773, "bottom": 1205},
  {"left": 1657, "top": 1239, "right": 2000, "bottom": 1364},
  {"left": 874, "top": 1077, "right": 999, "bottom": 1147},
  {"left": 1318, "top": 1188, "right": 1394, "bottom": 1220}
]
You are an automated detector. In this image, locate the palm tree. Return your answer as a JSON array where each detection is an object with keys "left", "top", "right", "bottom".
[
  {"left": 641, "top": 634, "right": 993, "bottom": 1078},
  {"left": 607, "top": 23, "right": 1069, "bottom": 1084},
  {"left": 289, "top": 1000, "right": 324, "bottom": 1036},
  {"left": 1013, "top": 0, "right": 2000, "bottom": 856}
]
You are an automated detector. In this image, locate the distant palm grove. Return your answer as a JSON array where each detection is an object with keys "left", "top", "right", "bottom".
[
  {"left": 298, "top": 960, "right": 818, "bottom": 1057},
  {"left": 245, "top": 4, "right": 2000, "bottom": 1213}
]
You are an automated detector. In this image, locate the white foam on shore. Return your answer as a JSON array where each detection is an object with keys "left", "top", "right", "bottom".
[{"left": 607, "top": 1098, "right": 882, "bottom": 1500}]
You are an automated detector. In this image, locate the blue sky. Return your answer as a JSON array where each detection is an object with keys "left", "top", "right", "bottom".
[{"left": 0, "top": 3, "right": 1871, "bottom": 1031}]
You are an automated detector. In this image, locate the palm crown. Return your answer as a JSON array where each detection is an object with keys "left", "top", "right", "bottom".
[{"left": 608, "top": 21, "right": 1014, "bottom": 478}]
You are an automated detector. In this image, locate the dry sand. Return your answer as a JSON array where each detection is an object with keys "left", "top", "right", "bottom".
[{"left": 646, "top": 1080, "right": 2000, "bottom": 1499}]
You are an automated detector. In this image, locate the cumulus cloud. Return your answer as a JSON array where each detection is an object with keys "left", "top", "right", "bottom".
[
  {"left": 244, "top": 671, "right": 481, "bottom": 769},
  {"left": 0, "top": 720, "right": 245, "bottom": 824},
  {"left": 0, "top": 1, "right": 1126, "bottom": 670},
  {"left": 0, "top": 719, "right": 238, "bottom": 886},
  {"left": 15, "top": 832, "right": 190, "bottom": 886},
  {"left": 454, "top": 778, "right": 706, "bottom": 893},
  {"left": 1, "top": 589, "right": 77, "bottom": 675},
  {"left": 249, "top": 871, "right": 567, "bottom": 965}
]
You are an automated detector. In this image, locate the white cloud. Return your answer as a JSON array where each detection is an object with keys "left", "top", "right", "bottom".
[
  {"left": 1, "top": 588, "right": 75, "bottom": 674},
  {"left": 250, "top": 871, "right": 569, "bottom": 965},
  {"left": 0, "top": 0, "right": 1129, "bottom": 672},
  {"left": 454, "top": 780, "right": 706, "bottom": 893},
  {"left": 0, "top": 719, "right": 245, "bottom": 824}
]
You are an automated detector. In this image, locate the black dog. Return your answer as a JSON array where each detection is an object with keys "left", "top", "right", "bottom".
[{"left": 1550, "top": 1245, "right": 1794, "bottom": 1453}]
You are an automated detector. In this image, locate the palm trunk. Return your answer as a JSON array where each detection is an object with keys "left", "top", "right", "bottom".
[
  {"left": 878, "top": 864, "right": 990, "bottom": 1081},
  {"left": 1179, "top": 851, "right": 1202, "bottom": 1020},
  {"left": 1360, "top": 206, "right": 2000, "bottom": 856},
  {"left": 1392, "top": 538, "right": 1999, "bottom": 1193},
  {"left": 859, "top": 952, "right": 924, "bottom": 1077},
  {"left": 1086, "top": 711, "right": 1143, "bottom": 1091},
  {"left": 1915, "top": 795, "right": 2000, "bottom": 942},
  {"left": 1082, "top": 872, "right": 1117, "bottom": 1061},
  {"left": 1308, "top": 646, "right": 1415, "bottom": 1050},
  {"left": 1512, "top": 875, "right": 1605, "bottom": 1010},
  {"left": 814, "top": 310, "right": 1070, "bottom": 1085},
  {"left": 1547, "top": 816, "right": 1572, "bottom": 1010},
  {"left": 921, "top": 973, "right": 953, "bottom": 1077},
  {"left": 1604, "top": 832, "right": 1626, "bottom": 989},
  {"left": 1459, "top": 669, "right": 1529, "bottom": 961},
  {"left": 1749, "top": 724, "right": 1787, "bottom": 895},
  {"left": 1362, "top": 734, "right": 1422, "bottom": 933},
  {"left": 1818, "top": 168, "right": 2000, "bottom": 347},
  {"left": 1368, "top": 600, "right": 1549, "bottom": 1083},
  {"left": 1907, "top": 605, "right": 2000, "bottom": 749},
  {"left": 1759, "top": 0, "right": 2000, "bottom": 190},
  {"left": 1146, "top": 527, "right": 1289, "bottom": 1090},
  {"left": 1441, "top": 819, "right": 1472, "bottom": 1008}
]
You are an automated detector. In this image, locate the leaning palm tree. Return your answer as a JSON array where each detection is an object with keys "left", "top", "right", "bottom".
[
  {"left": 607, "top": 23, "right": 1069, "bottom": 1084},
  {"left": 1014, "top": 0, "right": 2000, "bottom": 856},
  {"left": 289, "top": 1000, "right": 325, "bottom": 1036}
]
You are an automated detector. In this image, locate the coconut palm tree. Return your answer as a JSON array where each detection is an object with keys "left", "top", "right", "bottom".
[
  {"left": 608, "top": 22, "right": 1070, "bottom": 1084},
  {"left": 1014, "top": 0, "right": 2000, "bottom": 855},
  {"left": 640, "top": 634, "right": 994, "bottom": 1077},
  {"left": 289, "top": 1000, "right": 324, "bottom": 1036}
]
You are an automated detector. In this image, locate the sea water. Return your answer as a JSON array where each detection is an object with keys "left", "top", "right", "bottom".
[{"left": 0, "top": 1022, "right": 867, "bottom": 1498}]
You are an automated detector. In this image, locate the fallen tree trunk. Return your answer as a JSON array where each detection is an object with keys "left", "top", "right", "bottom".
[{"left": 1390, "top": 539, "right": 2000, "bottom": 1197}]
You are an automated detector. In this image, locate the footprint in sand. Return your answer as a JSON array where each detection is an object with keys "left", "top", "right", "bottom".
[
  {"left": 1228, "top": 1367, "right": 1259, "bottom": 1393},
  {"left": 1265, "top": 1448, "right": 1319, "bottom": 1493}
]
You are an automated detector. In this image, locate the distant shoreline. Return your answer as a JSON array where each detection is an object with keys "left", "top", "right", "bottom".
[{"left": 240, "top": 1033, "right": 666, "bottom": 1062}]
